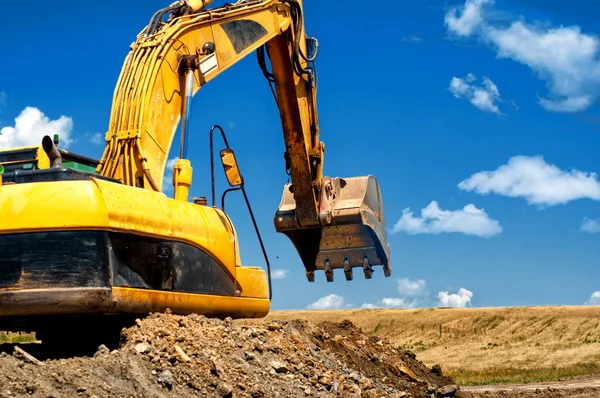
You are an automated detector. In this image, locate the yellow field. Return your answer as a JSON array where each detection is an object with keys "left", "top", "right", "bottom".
[{"left": 244, "top": 306, "right": 600, "bottom": 384}]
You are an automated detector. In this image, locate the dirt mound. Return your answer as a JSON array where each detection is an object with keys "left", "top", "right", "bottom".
[{"left": 0, "top": 313, "right": 463, "bottom": 397}]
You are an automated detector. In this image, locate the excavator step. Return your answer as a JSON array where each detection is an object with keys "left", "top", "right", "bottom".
[{"left": 274, "top": 175, "right": 391, "bottom": 282}]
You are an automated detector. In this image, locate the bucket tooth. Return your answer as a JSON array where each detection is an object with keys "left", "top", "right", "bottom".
[
  {"left": 274, "top": 175, "right": 391, "bottom": 282},
  {"left": 324, "top": 259, "right": 334, "bottom": 282},
  {"left": 306, "top": 270, "right": 315, "bottom": 282},
  {"left": 363, "top": 256, "right": 373, "bottom": 279},
  {"left": 383, "top": 264, "right": 391, "bottom": 278},
  {"left": 343, "top": 257, "right": 353, "bottom": 281}
]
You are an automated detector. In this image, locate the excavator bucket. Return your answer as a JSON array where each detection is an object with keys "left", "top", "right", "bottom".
[{"left": 274, "top": 175, "right": 391, "bottom": 282}]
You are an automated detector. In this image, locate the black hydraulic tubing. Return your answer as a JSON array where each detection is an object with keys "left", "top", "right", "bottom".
[{"left": 209, "top": 124, "right": 272, "bottom": 300}]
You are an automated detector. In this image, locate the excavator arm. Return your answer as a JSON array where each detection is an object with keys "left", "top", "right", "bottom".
[{"left": 96, "top": 0, "right": 391, "bottom": 282}]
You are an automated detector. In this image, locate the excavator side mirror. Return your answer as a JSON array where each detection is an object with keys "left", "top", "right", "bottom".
[{"left": 220, "top": 148, "right": 243, "bottom": 187}]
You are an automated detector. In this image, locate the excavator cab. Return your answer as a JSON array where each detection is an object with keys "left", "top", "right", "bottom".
[{"left": 0, "top": 135, "right": 99, "bottom": 177}]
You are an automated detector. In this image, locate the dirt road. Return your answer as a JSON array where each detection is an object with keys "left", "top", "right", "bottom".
[{"left": 461, "top": 375, "right": 600, "bottom": 397}]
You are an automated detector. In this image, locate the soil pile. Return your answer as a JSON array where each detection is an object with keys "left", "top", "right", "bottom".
[{"left": 0, "top": 313, "right": 464, "bottom": 397}]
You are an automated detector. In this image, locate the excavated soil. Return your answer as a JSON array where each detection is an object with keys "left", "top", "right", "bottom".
[{"left": 0, "top": 313, "right": 464, "bottom": 398}]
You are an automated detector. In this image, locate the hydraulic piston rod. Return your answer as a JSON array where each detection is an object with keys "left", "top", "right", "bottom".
[{"left": 180, "top": 61, "right": 196, "bottom": 160}]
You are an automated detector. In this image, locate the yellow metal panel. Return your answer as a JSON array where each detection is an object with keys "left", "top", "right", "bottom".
[
  {"left": 235, "top": 266, "right": 269, "bottom": 299},
  {"left": 109, "top": 287, "right": 270, "bottom": 318},
  {"left": 91, "top": 178, "right": 238, "bottom": 276},
  {"left": 0, "top": 180, "right": 110, "bottom": 232}
]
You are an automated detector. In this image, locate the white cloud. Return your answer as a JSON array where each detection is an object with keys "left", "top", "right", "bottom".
[
  {"left": 271, "top": 269, "right": 289, "bottom": 280},
  {"left": 391, "top": 200, "right": 502, "bottom": 238},
  {"left": 362, "top": 278, "right": 428, "bottom": 309},
  {"left": 448, "top": 73, "right": 503, "bottom": 114},
  {"left": 444, "top": 0, "right": 492, "bottom": 37},
  {"left": 381, "top": 297, "right": 409, "bottom": 307},
  {"left": 580, "top": 218, "right": 600, "bottom": 234},
  {"left": 444, "top": 0, "right": 600, "bottom": 112},
  {"left": 307, "top": 294, "right": 344, "bottom": 310},
  {"left": 86, "top": 132, "right": 103, "bottom": 145},
  {"left": 397, "top": 278, "right": 426, "bottom": 296},
  {"left": 458, "top": 156, "right": 600, "bottom": 206},
  {"left": 0, "top": 107, "right": 74, "bottom": 149},
  {"left": 438, "top": 287, "right": 473, "bottom": 307},
  {"left": 585, "top": 292, "right": 600, "bottom": 305},
  {"left": 162, "top": 157, "right": 179, "bottom": 193}
]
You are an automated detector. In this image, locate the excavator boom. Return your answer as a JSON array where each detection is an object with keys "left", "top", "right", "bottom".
[{"left": 95, "top": 0, "right": 391, "bottom": 282}]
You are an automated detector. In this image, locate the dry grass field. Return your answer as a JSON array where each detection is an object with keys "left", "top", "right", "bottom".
[{"left": 242, "top": 306, "right": 600, "bottom": 385}]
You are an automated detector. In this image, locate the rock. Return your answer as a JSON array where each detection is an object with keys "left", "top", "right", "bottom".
[
  {"left": 333, "top": 335, "right": 344, "bottom": 343},
  {"left": 157, "top": 370, "right": 173, "bottom": 388},
  {"left": 270, "top": 361, "right": 289, "bottom": 374},
  {"left": 217, "top": 382, "right": 233, "bottom": 397},
  {"left": 358, "top": 377, "right": 373, "bottom": 390},
  {"left": 399, "top": 364, "right": 423, "bottom": 382},
  {"left": 318, "top": 375, "right": 332, "bottom": 388},
  {"left": 211, "top": 357, "right": 224, "bottom": 377},
  {"left": 244, "top": 351, "right": 255, "bottom": 361},
  {"left": 76, "top": 387, "right": 86, "bottom": 393},
  {"left": 173, "top": 345, "right": 191, "bottom": 362},
  {"left": 432, "top": 364, "right": 443, "bottom": 376},
  {"left": 134, "top": 343, "right": 150, "bottom": 354},
  {"left": 436, "top": 384, "right": 458, "bottom": 397},
  {"left": 95, "top": 345, "right": 109, "bottom": 357},
  {"left": 267, "top": 322, "right": 282, "bottom": 331}
]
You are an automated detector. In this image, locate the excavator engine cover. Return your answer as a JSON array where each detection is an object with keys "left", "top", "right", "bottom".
[{"left": 275, "top": 175, "right": 391, "bottom": 282}]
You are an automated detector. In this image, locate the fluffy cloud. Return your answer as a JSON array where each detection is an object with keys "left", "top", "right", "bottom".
[
  {"left": 391, "top": 200, "right": 502, "bottom": 238},
  {"left": 448, "top": 73, "right": 503, "bottom": 114},
  {"left": 271, "top": 269, "right": 289, "bottom": 280},
  {"left": 585, "top": 292, "right": 600, "bottom": 305},
  {"left": 362, "top": 278, "right": 428, "bottom": 309},
  {"left": 307, "top": 294, "right": 344, "bottom": 310},
  {"left": 580, "top": 218, "right": 600, "bottom": 234},
  {"left": 86, "top": 132, "right": 103, "bottom": 145},
  {"left": 0, "top": 107, "right": 74, "bottom": 149},
  {"left": 444, "top": 0, "right": 492, "bottom": 37},
  {"left": 162, "top": 157, "right": 179, "bottom": 193},
  {"left": 438, "top": 287, "right": 473, "bottom": 307},
  {"left": 458, "top": 156, "right": 600, "bottom": 206},
  {"left": 444, "top": 0, "right": 600, "bottom": 112},
  {"left": 381, "top": 298, "right": 409, "bottom": 307},
  {"left": 397, "top": 278, "right": 426, "bottom": 296}
]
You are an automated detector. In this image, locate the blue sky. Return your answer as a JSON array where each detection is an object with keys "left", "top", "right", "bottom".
[{"left": 1, "top": 0, "right": 600, "bottom": 310}]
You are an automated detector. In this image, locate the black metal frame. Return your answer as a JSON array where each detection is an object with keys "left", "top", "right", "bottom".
[{"left": 209, "top": 125, "right": 273, "bottom": 300}]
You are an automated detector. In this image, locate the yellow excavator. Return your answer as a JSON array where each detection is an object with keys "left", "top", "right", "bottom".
[{"left": 0, "top": 0, "right": 390, "bottom": 346}]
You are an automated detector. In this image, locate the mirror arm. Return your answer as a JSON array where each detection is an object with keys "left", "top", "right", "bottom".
[{"left": 209, "top": 124, "right": 231, "bottom": 207}]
